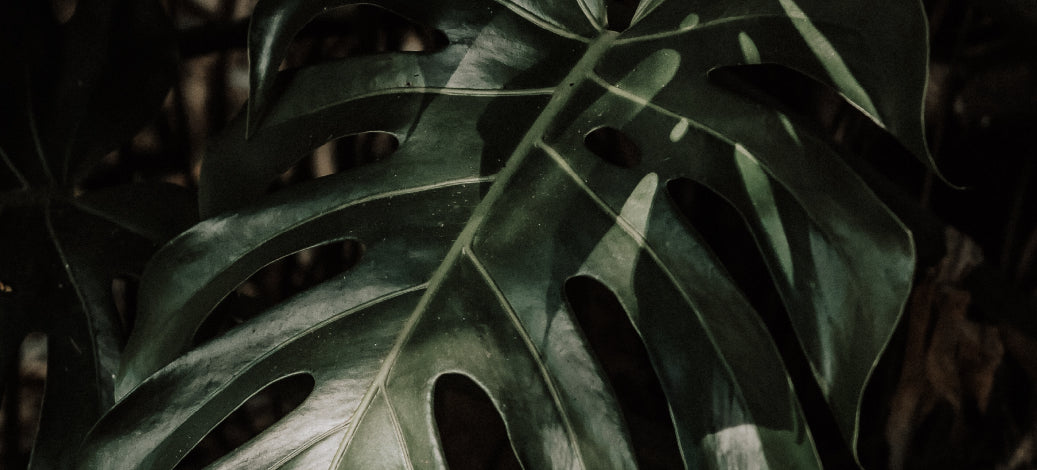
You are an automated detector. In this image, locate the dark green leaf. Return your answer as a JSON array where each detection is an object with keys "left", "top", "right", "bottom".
[
  {"left": 0, "top": 0, "right": 182, "bottom": 466},
  {"left": 88, "top": 0, "right": 929, "bottom": 467},
  {"left": 0, "top": 184, "right": 194, "bottom": 469}
]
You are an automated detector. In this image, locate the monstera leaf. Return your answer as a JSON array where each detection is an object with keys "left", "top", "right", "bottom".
[
  {"left": 80, "top": 0, "right": 929, "bottom": 467},
  {"left": 0, "top": 0, "right": 189, "bottom": 468}
]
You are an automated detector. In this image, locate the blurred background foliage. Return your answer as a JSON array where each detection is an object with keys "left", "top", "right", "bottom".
[{"left": 1, "top": 0, "right": 1036, "bottom": 468}]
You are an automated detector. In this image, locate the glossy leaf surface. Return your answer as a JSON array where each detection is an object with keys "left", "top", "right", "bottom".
[{"left": 87, "top": 0, "right": 927, "bottom": 467}]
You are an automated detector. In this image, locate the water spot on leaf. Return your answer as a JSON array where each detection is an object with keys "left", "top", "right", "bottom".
[
  {"left": 268, "top": 132, "right": 398, "bottom": 193},
  {"left": 0, "top": 333, "right": 47, "bottom": 468},
  {"left": 564, "top": 276, "right": 683, "bottom": 469},
  {"left": 585, "top": 127, "right": 641, "bottom": 168},
  {"left": 434, "top": 374, "right": 520, "bottom": 470},
  {"left": 193, "top": 239, "right": 364, "bottom": 346},
  {"left": 175, "top": 373, "right": 314, "bottom": 469},
  {"left": 280, "top": 5, "right": 448, "bottom": 70}
]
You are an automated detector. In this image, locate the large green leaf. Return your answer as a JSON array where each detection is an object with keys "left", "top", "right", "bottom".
[
  {"left": 0, "top": 0, "right": 188, "bottom": 468},
  {"left": 84, "top": 0, "right": 927, "bottom": 467}
]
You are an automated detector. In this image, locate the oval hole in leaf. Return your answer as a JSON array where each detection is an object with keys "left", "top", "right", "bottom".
[
  {"left": 665, "top": 178, "right": 856, "bottom": 467},
  {"left": 604, "top": 0, "right": 640, "bottom": 31},
  {"left": 564, "top": 276, "right": 683, "bottom": 469},
  {"left": 76, "top": 150, "right": 127, "bottom": 193},
  {"left": 174, "top": 373, "right": 315, "bottom": 470},
  {"left": 433, "top": 373, "right": 521, "bottom": 470},
  {"left": 75, "top": 119, "right": 191, "bottom": 193},
  {"left": 0, "top": 332, "right": 47, "bottom": 468},
  {"left": 280, "top": 5, "right": 449, "bottom": 70},
  {"left": 192, "top": 239, "right": 364, "bottom": 346},
  {"left": 267, "top": 132, "right": 399, "bottom": 193},
  {"left": 111, "top": 276, "right": 140, "bottom": 335},
  {"left": 665, "top": 178, "right": 780, "bottom": 312},
  {"left": 584, "top": 126, "right": 642, "bottom": 168},
  {"left": 50, "top": 0, "right": 76, "bottom": 24}
]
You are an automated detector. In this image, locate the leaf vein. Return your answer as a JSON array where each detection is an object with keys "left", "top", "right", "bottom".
[
  {"left": 0, "top": 145, "right": 30, "bottom": 189},
  {"left": 464, "top": 248, "right": 588, "bottom": 469},
  {"left": 486, "top": 0, "right": 593, "bottom": 42},
  {"left": 538, "top": 140, "right": 768, "bottom": 433}
]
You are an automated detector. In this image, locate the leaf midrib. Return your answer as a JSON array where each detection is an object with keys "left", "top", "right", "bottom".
[
  {"left": 117, "top": 175, "right": 494, "bottom": 396},
  {"left": 330, "top": 30, "right": 621, "bottom": 468}
]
